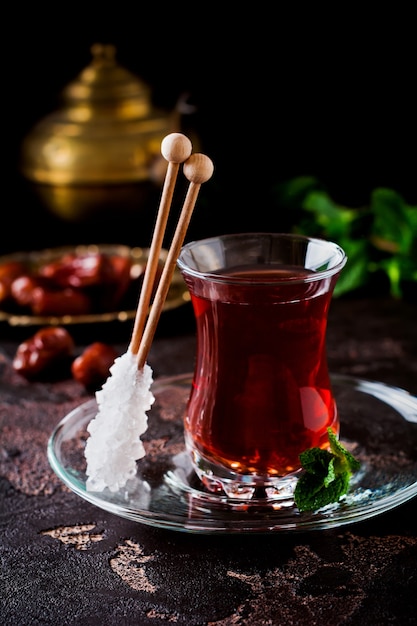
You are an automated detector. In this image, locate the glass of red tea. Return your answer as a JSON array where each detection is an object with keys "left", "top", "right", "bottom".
[{"left": 177, "top": 233, "right": 347, "bottom": 500}]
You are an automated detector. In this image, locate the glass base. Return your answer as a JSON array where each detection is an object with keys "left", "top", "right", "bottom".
[{"left": 188, "top": 444, "right": 300, "bottom": 500}]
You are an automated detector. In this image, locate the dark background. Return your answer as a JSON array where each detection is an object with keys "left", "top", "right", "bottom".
[{"left": 5, "top": 6, "right": 416, "bottom": 255}]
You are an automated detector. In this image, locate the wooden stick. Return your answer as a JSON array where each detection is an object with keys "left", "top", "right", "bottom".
[
  {"left": 136, "top": 153, "right": 214, "bottom": 369},
  {"left": 129, "top": 133, "right": 192, "bottom": 354}
]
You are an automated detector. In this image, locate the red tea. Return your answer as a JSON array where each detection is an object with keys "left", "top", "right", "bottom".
[{"left": 183, "top": 264, "right": 339, "bottom": 480}]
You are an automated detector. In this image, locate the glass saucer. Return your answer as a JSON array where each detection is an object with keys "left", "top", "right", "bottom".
[{"left": 47, "top": 374, "right": 417, "bottom": 534}]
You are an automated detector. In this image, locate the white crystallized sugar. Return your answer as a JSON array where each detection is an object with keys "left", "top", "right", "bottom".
[{"left": 84, "top": 351, "right": 155, "bottom": 492}]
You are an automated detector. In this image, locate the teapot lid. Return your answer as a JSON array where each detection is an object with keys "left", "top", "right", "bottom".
[{"left": 62, "top": 43, "right": 151, "bottom": 118}]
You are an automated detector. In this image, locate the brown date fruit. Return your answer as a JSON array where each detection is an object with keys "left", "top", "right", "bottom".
[
  {"left": 12, "top": 327, "right": 74, "bottom": 379},
  {"left": 39, "top": 253, "right": 105, "bottom": 288},
  {"left": 30, "top": 287, "right": 92, "bottom": 316},
  {"left": 10, "top": 275, "right": 51, "bottom": 308},
  {"left": 0, "top": 261, "right": 28, "bottom": 303},
  {"left": 39, "top": 253, "right": 133, "bottom": 312},
  {"left": 71, "top": 342, "right": 119, "bottom": 390},
  {"left": 93, "top": 255, "right": 132, "bottom": 310},
  {"left": 39, "top": 253, "right": 120, "bottom": 288},
  {"left": 0, "top": 261, "right": 27, "bottom": 280}
]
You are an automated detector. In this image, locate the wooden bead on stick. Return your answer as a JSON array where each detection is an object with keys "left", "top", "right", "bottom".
[
  {"left": 161, "top": 133, "right": 193, "bottom": 163},
  {"left": 136, "top": 151, "right": 214, "bottom": 369},
  {"left": 129, "top": 132, "right": 193, "bottom": 355},
  {"left": 183, "top": 153, "right": 214, "bottom": 184}
]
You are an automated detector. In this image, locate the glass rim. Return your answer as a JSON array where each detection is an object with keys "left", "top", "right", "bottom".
[{"left": 177, "top": 232, "right": 348, "bottom": 285}]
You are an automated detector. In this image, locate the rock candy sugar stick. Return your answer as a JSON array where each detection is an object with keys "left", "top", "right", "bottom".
[
  {"left": 84, "top": 136, "right": 213, "bottom": 492},
  {"left": 84, "top": 133, "right": 192, "bottom": 492}
]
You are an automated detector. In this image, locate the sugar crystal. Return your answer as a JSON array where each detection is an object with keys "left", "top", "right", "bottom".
[{"left": 84, "top": 351, "right": 155, "bottom": 492}]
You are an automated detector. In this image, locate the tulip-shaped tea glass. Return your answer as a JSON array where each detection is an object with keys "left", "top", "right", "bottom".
[{"left": 177, "top": 233, "right": 347, "bottom": 500}]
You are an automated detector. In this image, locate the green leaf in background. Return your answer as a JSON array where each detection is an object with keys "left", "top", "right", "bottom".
[
  {"left": 370, "top": 188, "right": 415, "bottom": 256},
  {"left": 273, "top": 176, "right": 323, "bottom": 211},
  {"left": 333, "top": 238, "right": 369, "bottom": 297},
  {"left": 379, "top": 256, "right": 417, "bottom": 299},
  {"left": 301, "top": 191, "right": 357, "bottom": 241},
  {"left": 274, "top": 177, "right": 416, "bottom": 299}
]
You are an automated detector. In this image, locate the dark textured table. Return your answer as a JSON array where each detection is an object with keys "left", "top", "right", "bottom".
[{"left": 1, "top": 297, "right": 416, "bottom": 625}]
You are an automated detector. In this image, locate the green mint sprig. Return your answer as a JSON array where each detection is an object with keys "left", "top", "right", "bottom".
[
  {"left": 294, "top": 428, "right": 361, "bottom": 512},
  {"left": 272, "top": 177, "right": 417, "bottom": 300}
]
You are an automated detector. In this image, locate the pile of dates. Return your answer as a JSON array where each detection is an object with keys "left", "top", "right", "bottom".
[
  {"left": 0, "top": 250, "right": 145, "bottom": 316},
  {"left": 12, "top": 326, "right": 119, "bottom": 391},
  {"left": 3, "top": 250, "right": 162, "bottom": 389}
]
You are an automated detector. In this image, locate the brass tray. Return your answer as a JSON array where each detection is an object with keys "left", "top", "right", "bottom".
[{"left": 0, "top": 244, "right": 189, "bottom": 326}]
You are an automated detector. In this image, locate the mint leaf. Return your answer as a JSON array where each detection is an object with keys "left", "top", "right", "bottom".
[
  {"left": 298, "top": 446, "right": 334, "bottom": 474},
  {"left": 277, "top": 177, "right": 417, "bottom": 300},
  {"left": 294, "top": 471, "right": 350, "bottom": 512},
  {"left": 332, "top": 238, "right": 369, "bottom": 297},
  {"left": 370, "top": 188, "right": 415, "bottom": 256},
  {"left": 294, "top": 428, "right": 360, "bottom": 512},
  {"left": 328, "top": 429, "right": 361, "bottom": 473},
  {"left": 302, "top": 191, "right": 357, "bottom": 241}
]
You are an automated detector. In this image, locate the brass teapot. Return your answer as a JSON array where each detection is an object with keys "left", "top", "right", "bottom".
[{"left": 20, "top": 44, "right": 182, "bottom": 220}]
